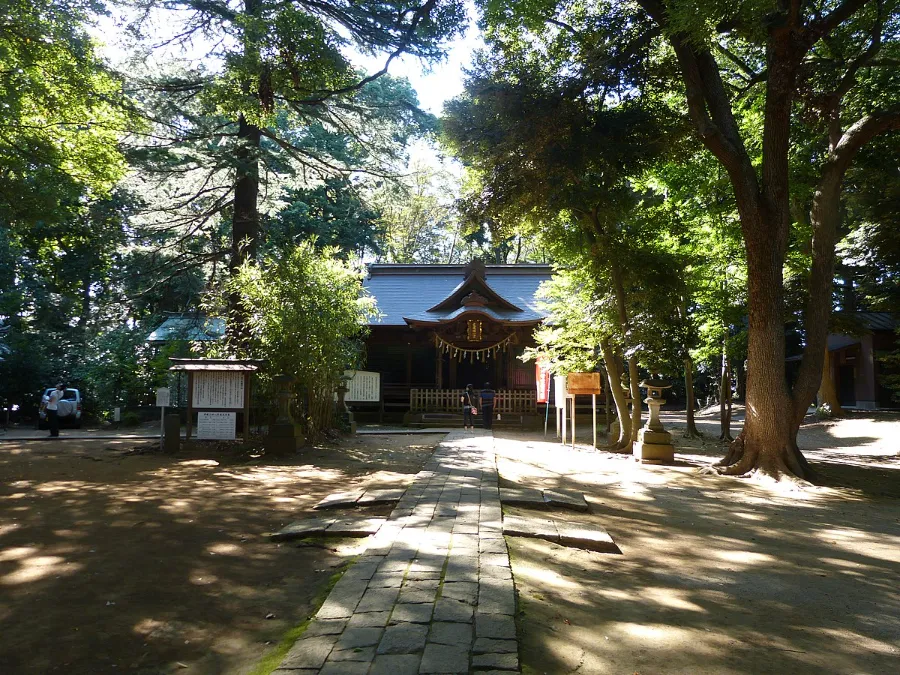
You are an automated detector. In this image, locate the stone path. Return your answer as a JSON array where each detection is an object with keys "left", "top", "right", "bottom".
[{"left": 274, "top": 430, "right": 518, "bottom": 674}]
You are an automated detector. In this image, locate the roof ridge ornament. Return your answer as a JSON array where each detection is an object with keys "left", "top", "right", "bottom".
[
  {"left": 464, "top": 259, "right": 486, "bottom": 280},
  {"left": 461, "top": 290, "right": 489, "bottom": 307}
]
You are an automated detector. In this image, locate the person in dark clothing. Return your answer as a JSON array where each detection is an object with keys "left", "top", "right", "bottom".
[
  {"left": 480, "top": 382, "right": 496, "bottom": 429},
  {"left": 461, "top": 384, "right": 476, "bottom": 430}
]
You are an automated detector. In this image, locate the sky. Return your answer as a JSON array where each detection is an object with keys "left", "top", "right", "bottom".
[
  {"left": 350, "top": 5, "right": 484, "bottom": 115},
  {"left": 92, "top": 3, "right": 484, "bottom": 117}
]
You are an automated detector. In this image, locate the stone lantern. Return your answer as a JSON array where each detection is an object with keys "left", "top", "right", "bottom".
[
  {"left": 266, "top": 374, "right": 304, "bottom": 455},
  {"left": 633, "top": 377, "right": 674, "bottom": 464},
  {"left": 335, "top": 377, "right": 356, "bottom": 434}
]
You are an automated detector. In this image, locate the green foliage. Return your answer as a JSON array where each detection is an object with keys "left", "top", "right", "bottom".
[
  {"left": 218, "top": 243, "right": 376, "bottom": 439},
  {"left": 0, "top": 0, "right": 130, "bottom": 224},
  {"left": 270, "top": 177, "right": 382, "bottom": 257},
  {"left": 523, "top": 268, "right": 606, "bottom": 374}
]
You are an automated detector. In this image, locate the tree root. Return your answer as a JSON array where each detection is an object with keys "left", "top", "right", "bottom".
[
  {"left": 711, "top": 436, "right": 814, "bottom": 488},
  {"left": 716, "top": 433, "right": 745, "bottom": 467}
]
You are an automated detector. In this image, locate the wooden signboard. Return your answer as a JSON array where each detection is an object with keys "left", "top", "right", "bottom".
[
  {"left": 344, "top": 370, "right": 381, "bottom": 402},
  {"left": 566, "top": 372, "right": 603, "bottom": 395}
]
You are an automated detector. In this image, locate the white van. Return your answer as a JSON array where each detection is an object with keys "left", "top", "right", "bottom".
[{"left": 39, "top": 388, "right": 82, "bottom": 428}]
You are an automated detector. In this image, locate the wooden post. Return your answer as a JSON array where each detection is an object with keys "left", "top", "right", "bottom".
[
  {"left": 243, "top": 372, "right": 251, "bottom": 442},
  {"left": 406, "top": 343, "right": 413, "bottom": 386},
  {"left": 570, "top": 396, "right": 575, "bottom": 448},
  {"left": 561, "top": 396, "right": 567, "bottom": 445},
  {"left": 592, "top": 394, "right": 597, "bottom": 448},
  {"left": 186, "top": 372, "right": 194, "bottom": 440}
]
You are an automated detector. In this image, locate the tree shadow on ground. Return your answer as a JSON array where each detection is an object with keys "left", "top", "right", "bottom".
[
  {"left": 0, "top": 433, "right": 442, "bottom": 674},
  {"left": 495, "top": 428, "right": 900, "bottom": 675}
]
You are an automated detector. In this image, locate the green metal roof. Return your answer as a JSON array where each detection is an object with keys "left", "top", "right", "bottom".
[{"left": 146, "top": 315, "right": 225, "bottom": 344}]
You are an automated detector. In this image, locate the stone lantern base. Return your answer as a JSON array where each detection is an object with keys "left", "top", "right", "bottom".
[
  {"left": 633, "top": 428, "right": 675, "bottom": 464},
  {"left": 266, "top": 422, "right": 305, "bottom": 456},
  {"left": 633, "top": 390, "right": 675, "bottom": 464}
]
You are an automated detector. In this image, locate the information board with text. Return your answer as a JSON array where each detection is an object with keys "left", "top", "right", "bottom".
[
  {"left": 192, "top": 372, "right": 245, "bottom": 409},
  {"left": 197, "top": 411, "right": 236, "bottom": 440},
  {"left": 343, "top": 370, "right": 381, "bottom": 402}
]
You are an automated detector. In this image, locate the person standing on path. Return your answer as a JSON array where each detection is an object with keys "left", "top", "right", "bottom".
[
  {"left": 46, "top": 383, "right": 64, "bottom": 438},
  {"left": 461, "top": 384, "right": 476, "bottom": 430},
  {"left": 480, "top": 381, "right": 496, "bottom": 430}
]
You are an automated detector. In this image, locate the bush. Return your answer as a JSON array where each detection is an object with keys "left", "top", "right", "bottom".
[
  {"left": 121, "top": 411, "right": 142, "bottom": 427},
  {"left": 214, "top": 244, "right": 377, "bottom": 440},
  {"left": 814, "top": 403, "right": 833, "bottom": 420}
]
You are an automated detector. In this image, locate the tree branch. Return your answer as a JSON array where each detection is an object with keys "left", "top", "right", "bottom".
[
  {"left": 714, "top": 42, "right": 760, "bottom": 80},
  {"left": 804, "top": 0, "right": 874, "bottom": 49},
  {"left": 790, "top": 109, "right": 900, "bottom": 421}
]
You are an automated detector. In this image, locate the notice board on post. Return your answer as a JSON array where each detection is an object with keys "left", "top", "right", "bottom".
[
  {"left": 192, "top": 371, "right": 245, "bottom": 409},
  {"left": 566, "top": 372, "right": 603, "bottom": 395},
  {"left": 343, "top": 370, "right": 381, "bottom": 402}
]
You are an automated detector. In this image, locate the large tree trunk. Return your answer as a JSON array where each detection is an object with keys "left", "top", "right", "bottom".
[
  {"left": 228, "top": 113, "right": 262, "bottom": 343},
  {"left": 684, "top": 355, "right": 701, "bottom": 437},
  {"left": 718, "top": 220, "right": 811, "bottom": 480},
  {"left": 600, "top": 339, "right": 631, "bottom": 451},
  {"left": 817, "top": 348, "right": 844, "bottom": 416},
  {"left": 231, "top": 114, "right": 262, "bottom": 274}
]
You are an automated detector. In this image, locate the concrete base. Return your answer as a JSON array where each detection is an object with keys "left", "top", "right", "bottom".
[
  {"left": 633, "top": 441, "right": 675, "bottom": 464},
  {"left": 266, "top": 422, "right": 304, "bottom": 455},
  {"left": 638, "top": 429, "right": 672, "bottom": 445},
  {"left": 163, "top": 414, "right": 181, "bottom": 454}
]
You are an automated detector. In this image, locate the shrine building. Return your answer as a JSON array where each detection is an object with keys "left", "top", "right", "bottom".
[{"left": 361, "top": 260, "right": 553, "bottom": 421}]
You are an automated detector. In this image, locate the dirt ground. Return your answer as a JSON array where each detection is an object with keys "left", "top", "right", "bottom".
[
  {"left": 0, "top": 433, "right": 443, "bottom": 675},
  {"left": 496, "top": 412, "right": 900, "bottom": 674}
]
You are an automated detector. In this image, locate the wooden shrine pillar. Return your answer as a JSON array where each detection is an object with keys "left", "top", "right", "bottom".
[
  {"left": 435, "top": 343, "right": 443, "bottom": 388},
  {"left": 405, "top": 343, "right": 413, "bottom": 386},
  {"left": 449, "top": 355, "right": 457, "bottom": 388}
]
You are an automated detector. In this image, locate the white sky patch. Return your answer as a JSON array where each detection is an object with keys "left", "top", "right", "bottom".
[{"left": 90, "top": 2, "right": 483, "bottom": 117}]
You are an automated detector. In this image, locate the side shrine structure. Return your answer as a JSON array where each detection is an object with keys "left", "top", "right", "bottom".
[{"left": 362, "top": 260, "right": 553, "bottom": 421}]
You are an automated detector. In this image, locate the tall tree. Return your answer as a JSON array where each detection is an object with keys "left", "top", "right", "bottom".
[
  {"left": 0, "top": 0, "right": 136, "bottom": 411},
  {"left": 123, "top": 0, "right": 465, "bottom": 336},
  {"left": 473, "top": 0, "right": 900, "bottom": 481}
]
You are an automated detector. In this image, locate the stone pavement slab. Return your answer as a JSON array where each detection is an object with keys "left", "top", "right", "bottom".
[
  {"left": 556, "top": 520, "right": 621, "bottom": 553},
  {"left": 273, "top": 430, "right": 521, "bottom": 673},
  {"left": 314, "top": 490, "right": 365, "bottom": 509},
  {"left": 271, "top": 516, "right": 386, "bottom": 541}
]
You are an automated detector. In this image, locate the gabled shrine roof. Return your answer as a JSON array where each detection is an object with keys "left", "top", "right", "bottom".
[
  {"left": 364, "top": 263, "right": 553, "bottom": 326},
  {"left": 146, "top": 314, "right": 226, "bottom": 344}
]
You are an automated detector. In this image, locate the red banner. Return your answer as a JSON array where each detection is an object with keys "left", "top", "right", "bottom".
[{"left": 536, "top": 361, "right": 551, "bottom": 403}]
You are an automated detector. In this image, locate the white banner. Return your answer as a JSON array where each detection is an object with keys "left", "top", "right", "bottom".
[
  {"left": 197, "top": 411, "right": 236, "bottom": 440},
  {"left": 554, "top": 375, "right": 567, "bottom": 409},
  {"left": 193, "top": 372, "right": 244, "bottom": 409},
  {"left": 344, "top": 370, "right": 381, "bottom": 402}
]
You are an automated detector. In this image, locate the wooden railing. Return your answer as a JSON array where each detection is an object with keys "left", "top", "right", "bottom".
[{"left": 410, "top": 389, "right": 537, "bottom": 414}]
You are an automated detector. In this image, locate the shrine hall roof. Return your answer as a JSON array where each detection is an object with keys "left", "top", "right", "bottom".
[{"left": 364, "top": 264, "right": 553, "bottom": 326}]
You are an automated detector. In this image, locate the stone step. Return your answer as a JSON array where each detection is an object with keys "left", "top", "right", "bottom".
[
  {"left": 314, "top": 488, "right": 406, "bottom": 510},
  {"left": 271, "top": 516, "right": 386, "bottom": 542},
  {"left": 502, "top": 514, "right": 621, "bottom": 554},
  {"left": 499, "top": 486, "right": 589, "bottom": 512}
]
